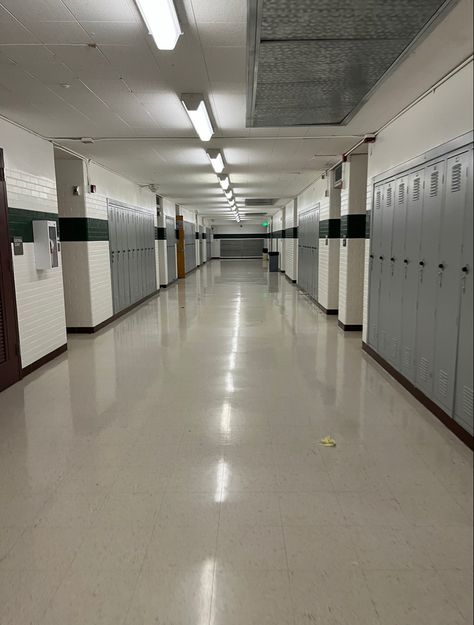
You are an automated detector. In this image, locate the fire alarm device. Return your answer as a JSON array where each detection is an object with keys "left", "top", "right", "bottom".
[{"left": 90, "top": 184, "right": 97, "bottom": 193}]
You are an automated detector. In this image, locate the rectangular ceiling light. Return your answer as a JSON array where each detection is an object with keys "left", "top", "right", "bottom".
[
  {"left": 207, "top": 149, "right": 225, "bottom": 174},
  {"left": 181, "top": 93, "right": 214, "bottom": 142},
  {"left": 218, "top": 175, "right": 230, "bottom": 191},
  {"left": 225, "top": 189, "right": 233, "bottom": 200},
  {"left": 135, "top": 0, "right": 182, "bottom": 51}
]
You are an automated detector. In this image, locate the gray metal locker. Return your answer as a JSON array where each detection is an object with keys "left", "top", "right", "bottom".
[
  {"left": 297, "top": 205, "right": 319, "bottom": 300},
  {"left": 166, "top": 216, "right": 177, "bottom": 283},
  {"left": 368, "top": 185, "right": 384, "bottom": 348},
  {"left": 433, "top": 151, "right": 471, "bottom": 414},
  {"left": 414, "top": 160, "right": 446, "bottom": 398},
  {"left": 454, "top": 148, "right": 473, "bottom": 433},
  {"left": 387, "top": 175, "right": 408, "bottom": 368},
  {"left": 400, "top": 169, "right": 424, "bottom": 382},
  {"left": 377, "top": 181, "right": 395, "bottom": 359},
  {"left": 206, "top": 228, "right": 211, "bottom": 260}
]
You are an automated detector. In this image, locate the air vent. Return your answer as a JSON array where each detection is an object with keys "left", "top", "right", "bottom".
[
  {"left": 451, "top": 163, "right": 462, "bottom": 193},
  {"left": 386, "top": 186, "right": 393, "bottom": 206},
  {"left": 463, "top": 386, "right": 473, "bottom": 418},
  {"left": 375, "top": 190, "right": 381, "bottom": 210},
  {"left": 412, "top": 177, "right": 421, "bottom": 201},
  {"left": 402, "top": 346, "right": 411, "bottom": 370},
  {"left": 244, "top": 199, "right": 276, "bottom": 207},
  {"left": 398, "top": 183, "right": 405, "bottom": 204},
  {"left": 418, "top": 357, "right": 430, "bottom": 382},
  {"left": 242, "top": 212, "right": 268, "bottom": 217},
  {"left": 430, "top": 171, "right": 439, "bottom": 197},
  {"left": 438, "top": 370, "right": 449, "bottom": 397},
  {"left": 334, "top": 163, "right": 343, "bottom": 188}
]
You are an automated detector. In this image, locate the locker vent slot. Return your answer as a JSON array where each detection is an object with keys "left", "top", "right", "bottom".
[
  {"left": 375, "top": 190, "right": 381, "bottom": 210},
  {"left": 429, "top": 171, "right": 439, "bottom": 197},
  {"left": 451, "top": 163, "right": 462, "bottom": 193},
  {"left": 412, "top": 178, "right": 421, "bottom": 201},
  {"left": 398, "top": 183, "right": 405, "bottom": 204},
  {"left": 463, "top": 386, "right": 473, "bottom": 418},
  {"left": 438, "top": 369, "right": 449, "bottom": 398},
  {"left": 386, "top": 187, "right": 393, "bottom": 206},
  {"left": 402, "top": 346, "right": 411, "bottom": 370},
  {"left": 418, "top": 357, "right": 430, "bottom": 382}
]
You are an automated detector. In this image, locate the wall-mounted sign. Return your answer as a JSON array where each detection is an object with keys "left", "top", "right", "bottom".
[
  {"left": 13, "top": 236, "right": 24, "bottom": 255},
  {"left": 261, "top": 221, "right": 269, "bottom": 227}
]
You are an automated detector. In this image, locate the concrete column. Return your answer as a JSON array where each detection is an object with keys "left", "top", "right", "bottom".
[
  {"left": 318, "top": 171, "right": 341, "bottom": 314},
  {"left": 338, "top": 153, "right": 368, "bottom": 331}
]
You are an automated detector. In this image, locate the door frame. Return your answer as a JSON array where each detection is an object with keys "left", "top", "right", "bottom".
[{"left": 0, "top": 147, "right": 22, "bottom": 391}]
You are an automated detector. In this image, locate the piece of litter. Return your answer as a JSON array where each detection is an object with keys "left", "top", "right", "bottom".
[{"left": 319, "top": 436, "right": 336, "bottom": 447}]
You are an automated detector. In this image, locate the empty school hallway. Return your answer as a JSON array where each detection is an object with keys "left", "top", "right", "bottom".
[{"left": 0, "top": 260, "right": 472, "bottom": 624}]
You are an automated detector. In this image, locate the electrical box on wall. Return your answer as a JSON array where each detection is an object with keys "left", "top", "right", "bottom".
[{"left": 33, "top": 220, "right": 60, "bottom": 270}]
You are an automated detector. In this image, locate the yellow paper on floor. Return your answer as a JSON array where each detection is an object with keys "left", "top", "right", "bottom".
[{"left": 320, "top": 436, "right": 336, "bottom": 447}]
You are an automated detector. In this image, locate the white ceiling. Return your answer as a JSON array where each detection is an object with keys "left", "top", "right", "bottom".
[{"left": 0, "top": 0, "right": 472, "bottom": 221}]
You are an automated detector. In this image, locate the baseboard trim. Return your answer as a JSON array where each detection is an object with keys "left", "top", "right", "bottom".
[
  {"left": 316, "top": 301, "right": 338, "bottom": 316},
  {"left": 22, "top": 343, "right": 68, "bottom": 377},
  {"left": 67, "top": 290, "right": 160, "bottom": 335},
  {"left": 362, "top": 342, "right": 473, "bottom": 449},
  {"left": 160, "top": 279, "right": 177, "bottom": 289},
  {"left": 338, "top": 321, "right": 363, "bottom": 331},
  {"left": 284, "top": 274, "right": 297, "bottom": 284}
]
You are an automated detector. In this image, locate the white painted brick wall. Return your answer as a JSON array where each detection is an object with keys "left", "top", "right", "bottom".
[
  {"left": 5, "top": 168, "right": 58, "bottom": 212},
  {"left": 339, "top": 239, "right": 366, "bottom": 326},
  {"left": 89, "top": 242, "right": 114, "bottom": 326}
]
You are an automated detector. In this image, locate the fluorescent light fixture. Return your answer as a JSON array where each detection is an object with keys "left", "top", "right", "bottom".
[
  {"left": 207, "top": 149, "right": 225, "bottom": 174},
  {"left": 181, "top": 93, "right": 214, "bottom": 142},
  {"left": 218, "top": 175, "right": 230, "bottom": 191},
  {"left": 135, "top": 0, "right": 182, "bottom": 51},
  {"left": 224, "top": 189, "right": 233, "bottom": 200}
]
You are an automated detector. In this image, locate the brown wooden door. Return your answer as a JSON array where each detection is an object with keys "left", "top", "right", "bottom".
[{"left": 0, "top": 148, "right": 21, "bottom": 392}]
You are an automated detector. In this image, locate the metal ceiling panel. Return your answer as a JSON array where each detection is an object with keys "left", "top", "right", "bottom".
[{"left": 248, "top": 0, "right": 459, "bottom": 126}]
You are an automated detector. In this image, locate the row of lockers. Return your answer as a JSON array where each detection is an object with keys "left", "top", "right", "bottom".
[
  {"left": 368, "top": 145, "right": 473, "bottom": 434},
  {"left": 184, "top": 221, "right": 197, "bottom": 273},
  {"left": 165, "top": 216, "right": 177, "bottom": 283},
  {"left": 108, "top": 201, "right": 157, "bottom": 314},
  {"left": 298, "top": 205, "right": 320, "bottom": 300}
]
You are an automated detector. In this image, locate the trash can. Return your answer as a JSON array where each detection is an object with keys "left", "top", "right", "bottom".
[
  {"left": 262, "top": 247, "right": 269, "bottom": 264},
  {"left": 268, "top": 251, "right": 279, "bottom": 272}
]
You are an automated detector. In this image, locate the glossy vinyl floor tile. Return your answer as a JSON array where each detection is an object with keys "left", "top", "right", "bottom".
[{"left": 0, "top": 260, "right": 472, "bottom": 624}]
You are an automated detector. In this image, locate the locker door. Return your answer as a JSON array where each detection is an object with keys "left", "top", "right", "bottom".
[
  {"left": 433, "top": 151, "right": 471, "bottom": 414},
  {"left": 108, "top": 205, "right": 118, "bottom": 313},
  {"left": 378, "top": 181, "right": 395, "bottom": 359},
  {"left": 414, "top": 160, "right": 445, "bottom": 398},
  {"left": 400, "top": 170, "right": 424, "bottom": 382},
  {"left": 454, "top": 149, "right": 473, "bottom": 433},
  {"left": 387, "top": 175, "right": 408, "bottom": 368},
  {"left": 313, "top": 207, "right": 319, "bottom": 300},
  {"left": 118, "top": 209, "right": 127, "bottom": 311},
  {"left": 368, "top": 185, "right": 384, "bottom": 348}
]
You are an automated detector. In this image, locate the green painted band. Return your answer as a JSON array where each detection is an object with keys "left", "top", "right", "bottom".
[
  {"left": 340, "top": 214, "right": 367, "bottom": 239},
  {"left": 8, "top": 207, "right": 58, "bottom": 242}
]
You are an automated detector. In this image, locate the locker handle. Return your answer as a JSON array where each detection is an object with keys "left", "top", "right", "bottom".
[
  {"left": 390, "top": 257, "right": 395, "bottom": 262},
  {"left": 379, "top": 256, "right": 384, "bottom": 261},
  {"left": 438, "top": 263, "right": 445, "bottom": 270},
  {"left": 462, "top": 265, "right": 469, "bottom": 273},
  {"left": 370, "top": 254, "right": 374, "bottom": 259},
  {"left": 419, "top": 261, "right": 425, "bottom": 267},
  {"left": 403, "top": 259, "right": 409, "bottom": 264}
]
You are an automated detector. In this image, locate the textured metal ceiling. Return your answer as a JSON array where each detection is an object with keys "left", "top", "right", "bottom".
[{"left": 247, "top": 0, "right": 458, "bottom": 127}]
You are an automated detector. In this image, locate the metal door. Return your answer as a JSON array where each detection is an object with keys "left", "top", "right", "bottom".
[
  {"left": 0, "top": 150, "right": 21, "bottom": 392},
  {"left": 400, "top": 170, "right": 424, "bottom": 382},
  {"left": 387, "top": 175, "right": 408, "bottom": 368},
  {"left": 414, "top": 160, "right": 445, "bottom": 398},
  {"left": 433, "top": 151, "right": 471, "bottom": 413},
  {"left": 368, "top": 185, "right": 384, "bottom": 348},
  {"left": 454, "top": 149, "right": 473, "bottom": 433}
]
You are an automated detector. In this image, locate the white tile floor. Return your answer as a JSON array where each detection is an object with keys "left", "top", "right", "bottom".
[{"left": 0, "top": 259, "right": 472, "bottom": 625}]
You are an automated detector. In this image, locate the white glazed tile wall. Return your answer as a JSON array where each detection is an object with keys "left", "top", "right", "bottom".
[
  {"left": 12, "top": 245, "right": 67, "bottom": 367},
  {"left": 339, "top": 239, "right": 366, "bottom": 326},
  {"left": 4, "top": 129, "right": 67, "bottom": 368}
]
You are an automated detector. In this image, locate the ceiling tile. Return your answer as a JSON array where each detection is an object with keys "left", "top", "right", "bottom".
[{"left": 62, "top": 0, "right": 140, "bottom": 22}]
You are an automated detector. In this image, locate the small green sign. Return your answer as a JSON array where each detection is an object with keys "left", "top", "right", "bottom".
[{"left": 261, "top": 221, "right": 269, "bottom": 227}]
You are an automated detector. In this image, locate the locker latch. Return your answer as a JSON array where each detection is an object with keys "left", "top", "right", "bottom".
[
  {"left": 438, "top": 263, "right": 445, "bottom": 286},
  {"left": 403, "top": 258, "right": 409, "bottom": 278},
  {"left": 390, "top": 257, "right": 395, "bottom": 276},
  {"left": 419, "top": 260, "right": 425, "bottom": 283},
  {"left": 461, "top": 265, "right": 470, "bottom": 293}
]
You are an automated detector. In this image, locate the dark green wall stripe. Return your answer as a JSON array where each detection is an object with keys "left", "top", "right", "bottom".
[
  {"left": 319, "top": 219, "right": 340, "bottom": 239},
  {"left": 8, "top": 207, "right": 58, "bottom": 242},
  {"left": 340, "top": 214, "right": 367, "bottom": 239},
  {"left": 59, "top": 218, "right": 109, "bottom": 241},
  {"left": 202, "top": 233, "right": 207, "bottom": 240},
  {"left": 195, "top": 232, "right": 200, "bottom": 240},
  {"left": 214, "top": 233, "right": 266, "bottom": 239},
  {"left": 156, "top": 227, "right": 167, "bottom": 240},
  {"left": 366, "top": 211, "right": 371, "bottom": 239},
  {"left": 285, "top": 227, "right": 298, "bottom": 239}
]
